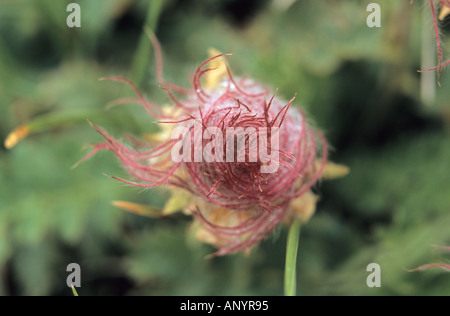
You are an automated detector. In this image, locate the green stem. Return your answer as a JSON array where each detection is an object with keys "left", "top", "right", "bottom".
[
  {"left": 284, "top": 219, "right": 301, "bottom": 296},
  {"left": 71, "top": 285, "right": 79, "bottom": 296},
  {"left": 130, "top": 0, "right": 164, "bottom": 88}
]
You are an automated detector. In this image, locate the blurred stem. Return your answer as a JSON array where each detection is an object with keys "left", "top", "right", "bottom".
[
  {"left": 4, "top": 110, "right": 100, "bottom": 149},
  {"left": 130, "top": 0, "right": 164, "bottom": 88},
  {"left": 420, "top": 4, "right": 436, "bottom": 106},
  {"left": 71, "top": 285, "right": 79, "bottom": 296},
  {"left": 284, "top": 219, "right": 301, "bottom": 296}
]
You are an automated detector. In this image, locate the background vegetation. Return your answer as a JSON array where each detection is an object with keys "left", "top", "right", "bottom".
[{"left": 1, "top": 0, "right": 450, "bottom": 296}]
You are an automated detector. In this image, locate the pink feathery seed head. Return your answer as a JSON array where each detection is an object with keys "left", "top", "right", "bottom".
[{"left": 83, "top": 36, "right": 328, "bottom": 256}]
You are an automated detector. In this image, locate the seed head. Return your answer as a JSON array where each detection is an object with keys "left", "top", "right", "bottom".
[{"left": 81, "top": 37, "right": 338, "bottom": 256}]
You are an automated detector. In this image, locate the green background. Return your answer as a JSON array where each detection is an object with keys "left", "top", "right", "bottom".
[{"left": 1, "top": 0, "right": 450, "bottom": 296}]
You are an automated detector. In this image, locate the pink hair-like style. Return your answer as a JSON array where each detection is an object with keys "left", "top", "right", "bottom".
[{"left": 422, "top": 0, "right": 450, "bottom": 82}]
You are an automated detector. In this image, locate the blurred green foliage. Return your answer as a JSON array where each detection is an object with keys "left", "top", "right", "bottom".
[{"left": 1, "top": 0, "right": 450, "bottom": 296}]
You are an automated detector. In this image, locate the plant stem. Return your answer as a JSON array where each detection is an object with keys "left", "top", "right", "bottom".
[
  {"left": 420, "top": 0, "right": 436, "bottom": 106},
  {"left": 130, "top": 0, "right": 164, "bottom": 88},
  {"left": 284, "top": 219, "right": 301, "bottom": 296},
  {"left": 71, "top": 285, "right": 79, "bottom": 296}
]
